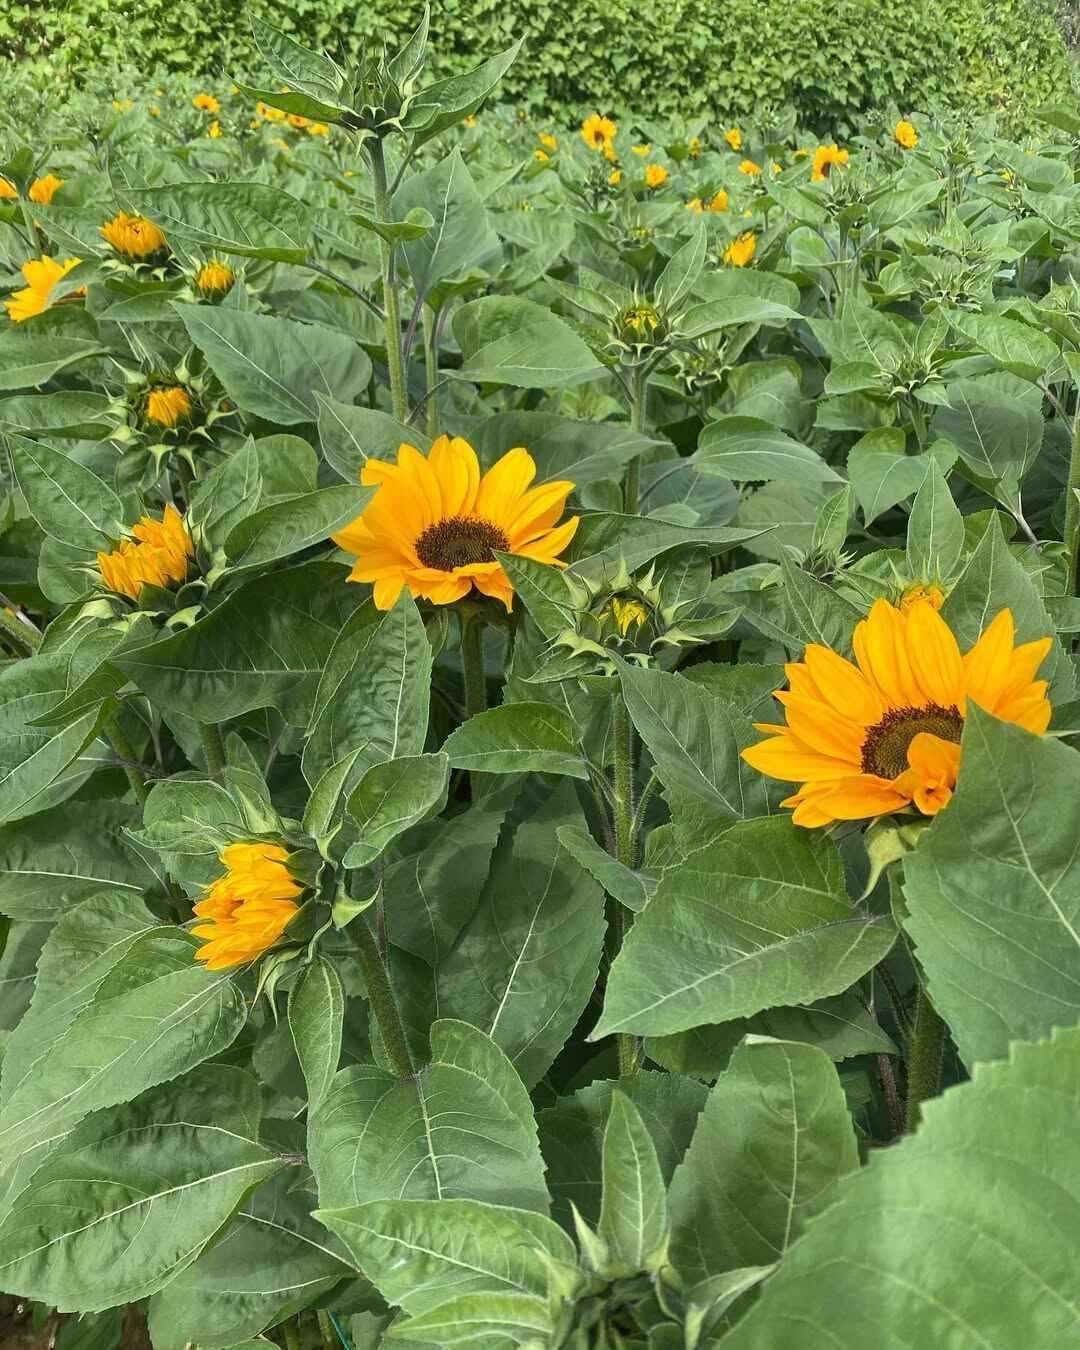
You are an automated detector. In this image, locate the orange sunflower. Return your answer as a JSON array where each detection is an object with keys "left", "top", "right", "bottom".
[
  {"left": 333, "top": 435, "right": 579, "bottom": 612},
  {"left": 192, "top": 842, "right": 304, "bottom": 970},
  {"left": 742, "top": 597, "right": 1052, "bottom": 827},
  {"left": 4, "top": 256, "right": 84, "bottom": 322}
]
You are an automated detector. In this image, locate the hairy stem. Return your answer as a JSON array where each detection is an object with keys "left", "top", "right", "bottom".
[
  {"left": 422, "top": 303, "right": 440, "bottom": 440},
  {"left": 367, "top": 138, "right": 408, "bottom": 423},
  {"left": 1065, "top": 407, "right": 1080, "bottom": 595},
  {"left": 623, "top": 365, "right": 647, "bottom": 514},
  {"left": 458, "top": 607, "right": 487, "bottom": 718},
  {"left": 199, "top": 722, "right": 226, "bottom": 778},
  {"left": 354, "top": 916, "right": 414, "bottom": 1079},
  {"left": 610, "top": 693, "right": 641, "bottom": 1074},
  {"left": 905, "top": 981, "right": 945, "bottom": 1132},
  {"left": 105, "top": 712, "right": 150, "bottom": 807}
]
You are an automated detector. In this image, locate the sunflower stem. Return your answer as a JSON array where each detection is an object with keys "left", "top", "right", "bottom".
[
  {"left": 199, "top": 722, "right": 226, "bottom": 778},
  {"left": 353, "top": 914, "right": 414, "bottom": 1079},
  {"left": 905, "top": 980, "right": 945, "bottom": 1132},
  {"left": 422, "top": 303, "right": 440, "bottom": 440},
  {"left": 105, "top": 712, "right": 150, "bottom": 808},
  {"left": 316, "top": 1311, "right": 337, "bottom": 1350},
  {"left": 1064, "top": 406, "right": 1080, "bottom": 596},
  {"left": 367, "top": 138, "right": 409, "bottom": 424},
  {"left": 458, "top": 608, "right": 487, "bottom": 719},
  {"left": 0, "top": 605, "right": 40, "bottom": 656},
  {"left": 283, "top": 1319, "right": 302, "bottom": 1350},
  {"left": 610, "top": 692, "right": 642, "bottom": 1074},
  {"left": 623, "top": 365, "right": 647, "bottom": 514}
]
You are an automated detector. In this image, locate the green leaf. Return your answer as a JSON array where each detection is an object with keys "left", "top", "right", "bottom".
[
  {"left": 289, "top": 956, "right": 344, "bottom": 1108},
  {"left": 906, "top": 457, "right": 965, "bottom": 581},
  {"left": 593, "top": 816, "right": 896, "bottom": 1039},
  {"left": 598, "top": 1091, "right": 668, "bottom": 1276},
  {"left": 309, "top": 1019, "right": 549, "bottom": 1213},
  {"left": 951, "top": 310, "right": 1062, "bottom": 382},
  {"left": 722, "top": 1029, "right": 1080, "bottom": 1349},
  {"left": 404, "top": 39, "right": 524, "bottom": 146},
  {"left": 655, "top": 219, "right": 706, "bottom": 311},
  {"left": 0, "top": 1081, "right": 284, "bottom": 1310},
  {"left": 316, "top": 1198, "right": 574, "bottom": 1317},
  {"left": 436, "top": 787, "right": 606, "bottom": 1088},
  {"left": 249, "top": 14, "right": 344, "bottom": 102},
  {"left": 316, "top": 396, "right": 430, "bottom": 483},
  {"left": 697, "top": 418, "right": 841, "bottom": 484},
  {"left": 176, "top": 306, "right": 372, "bottom": 424},
  {"left": 780, "top": 559, "right": 863, "bottom": 653},
  {"left": 0, "top": 392, "right": 116, "bottom": 439},
  {"left": 224, "top": 484, "right": 372, "bottom": 569},
  {"left": 343, "top": 752, "right": 451, "bottom": 867},
  {"left": 303, "top": 591, "right": 432, "bottom": 787},
  {"left": 0, "top": 332, "right": 107, "bottom": 392},
  {"left": 393, "top": 148, "right": 500, "bottom": 301},
  {"left": 904, "top": 708, "right": 1080, "bottom": 1067},
  {"left": 496, "top": 554, "right": 582, "bottom": 641},
  {"left": 124, "top": 182, "right": 312, "bottom": 263},
  {"left": 384, "top": 1290, "right": 552, "bottom": 1343},
  {"left": 680, "top": 297, "right": 801, "bottom": 337},
  {"left": 7, "top": 434, "right": 123, "bottom": 548},
  {"left": 933, "top": 372, "right": 1043, "bottom": 506},
  {"left": 442, "top": 702, "right": 588, "bottom": 778},
  {"left": 118, "top": 561, "right": 356, "bottom": 726},
  {"left": 0, "top": 925, "right": 247, "bottom": 1162},
  {"left": 556, "top": 823, "right": 655, "bottom": 913},
  {"left": 668, "top": 1039, "right": 858, "bottom": 1292},
  {"left": 452, "top": 296, "right": 600, "bottom": 387}
]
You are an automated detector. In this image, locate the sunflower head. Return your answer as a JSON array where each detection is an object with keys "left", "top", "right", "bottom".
[
  {"left": 644, "top": 163, "right": 669, "bottom": 189},
  {"left": 194, "top": 258, "right": 236, "bottom": 298},
  {"left": 101, "top": 211, "right": 168, "bottom": 261},
  {"left": 688, "top": 136, "right": 702, "bottom": 158},
  {"left": 723, "top": 231, "right": 757, "bottom": 267},
  {"left": 96, "top": 504, "right": 195, "bottom": 601},
  {"left": 28, "top": 174, "right": 63, "bottom": 205},
  {"left": 614, "top": 301, "right": 668, "bottom": 355},
  {"left": 193, "top": 93, "right": 220, "bottom": 113},
  {"left": 708, "top": 188, "right": 729, "bottom": 212},
  {"left": 724, "top": 128, "right": 742, "bottom": 151},
  {"left": 582, "top": 113, "right": 617, "bottom": 151},
  {"left": 738, "top": 159, "right": 762, "bottom": 177},
  {"left": 0, "top": 177, "right": 17, "bottom": 199},
  {"left": 332, "top": 435, "right": 579, "bottom": 612},
  {"left": 539, "top": 132, "right": 558, "bottom": 151},
  {"left": 144, "top": 384, "right": 193, "bottom": 428},
  {"left": 4, "top": 256, "right": 84, "bottom": 323},
  {"left": 191, "top": 842, "right": 305, "bottom": 970},
  {"left": 742, "top": 597, "right": 1052, "bottom": 827},
  {"left": 895, "top": 119, "right": 918, "bottom": 150},
  {"left": 607, "top": 596, "right": 650, "bottom": 638},
  {"left": 811, "top": 142, "right": 850, "bottom": 182}
]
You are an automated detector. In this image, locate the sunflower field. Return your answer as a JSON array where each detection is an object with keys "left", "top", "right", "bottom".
[{"left": 2, "top": 8, "right": 1080, "bottom": 1349}]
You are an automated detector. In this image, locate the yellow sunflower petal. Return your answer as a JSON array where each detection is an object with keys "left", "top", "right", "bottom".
[
  {"left": 475, "top": 446, "right": 537, "bottom": 519},
  {"left": 904, "top": 598, "right": 963, "bottom": 707}
]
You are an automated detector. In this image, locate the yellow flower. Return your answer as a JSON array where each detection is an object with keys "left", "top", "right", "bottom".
[
  {"left": 582, "top": 113, "right": 617, "bottom": 151},
  {"left": 191, "top": 842, "right": 304, "bottom": 971},
  {"left": 723, "top": 231, "right": 757, "bottom": 267},
  {"left": 686, "top": 197, "right": 704, "bottom": 212},
  {"left": 622, "top": 304, "right": 661, "bottom": 334},
  {"left": 145, "top": 385, "right": 192, "bottom": 428},
  {"left": 333, "top": 435, "right": 579, "bottom": 612},
  {"left": 100, "top": 211, "right": 167, "bottom": 260},
  {"left": 609, "top": 168, "right": 623, "bottom": 186},
  {"left": 112, "top": 98, "right": 134, "bottom": 113},
  {"left": 463, "top": 114, "right": 478, "bottom": 128},
  {"left": 739, "top": 159, "right": 762, "bottom": 177},
  {"left": 724, "top": 128, "right": 742, "bottom": 151},
  {"left": 207, "top": 120, "right": 223, "bottom": 138},
  {"left": 193, "top": 93, "right": 220, "bottom": 113},
  {"left": 742, "top": 598, "right": 1052, "bottom": 826},
  {"left": 793, "top": 147, "right": 811, "bottom": 159},
  {"left": 4, "top": 256, "right": 83, "bottom": 323},
  {"left": 899, "top": 582, "right": 945, "bottom": 613},
  {"left": 97, "top": 504, "right": 195, "bottom": 600},
  {"left": 632, "top": 143, "right": 651, "bottom": 156},
  {"left": 644, "top": 163, "right": 669, "bottom": 189},
  {"left": 308, "top": 122, "right": 330, "bottom": 136},
  {"left": 0, "top": 177, "right": 17, "bottom": 199},
  {"left": 287, "top": 113, "right": 309, "bottom": 129},
  {"left": 539, "top": 132, "right": 558, "bottom": 151},
  {"left": 150, "top": 106, "right": 162, "bottom": 118},
  {"left": 895, "top": 119, "right": 918, "bottom": 150},
  {"left": 195, "top": 258, "right": 236, "bottom": 296},
  {"left": 28, "top": 174, "right": 63, "bottom": 204},
  {"left": 688, "top": 136, "right": 701, "bottom": 158},
  {"left": 708, "top": 188, "right": 729, "bottom": 212},
  {"left": 257, "top": 101, "right": 286, "bottom": 123},
  {"left": 610, "top": 597, "right": 649, "bottom": 636},
  {"left": 1002, "top": 168, "right": 1016, "bottom": 184},
  {"left": 535, "top": 148, "right": 551, "bottom": 163},
  {"left": 811, "top": 143, "right": 849, "bottom": 182}
]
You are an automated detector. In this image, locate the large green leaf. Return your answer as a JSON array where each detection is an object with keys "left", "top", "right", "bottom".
[
  {"left": 436, "top": 788, "right": 606, "bottom": 1088},
  {"left": 316, "top": 396, "right": 430, "bottom": 483},
  {"left": 722, "top": 1029, "right": 1080, "bottom": 1348},
  {"left": 442, "top": 702, "right": 588, "bottom": 778},
  {"left": 598, "top": 1091, "right": 668, "bottom": 1276},
  {"left": 0, "top": 333, "right": 106, "bottom": 391},
  {"left": 7, "top": 434, "right": 123, "bottom": 548},
  {"left": 933, "top": 371, "right": 1042, "bottom": 506},
  {"left": 904, "top": 708, "right": 1080, "bottom": 1067},
  {"left": 393, "top": 148, "right": 500, "bottom": 300},
  {"left": 452, "top": 296, "right": 600, "bottom": 387},
  {"left": 668, "top": 1040, "right": 858, "bottom": 1293},
  {"left": 697, "top": 417, "right": 841, "bottom": 483},
  {"left": 343, "top": 752, "right": 451, "bottom": 868},
  {"left": 592, "top": 816, "right": 896, "bottom": 1039},
  {"left": 125, "top": 182, "right": 312, "bottom": 262},
  {"left": 308, "top": 1019, "right": 549, "bottom": 1214},
  {"left": 224, "top": 484, "right": 372, "bottom": 569},
  {"left": 288, "top": 956, "right": 344, "bottom": 1109},
  {"left": 177, "top": 306, "right": 372, "bottom": 424}
]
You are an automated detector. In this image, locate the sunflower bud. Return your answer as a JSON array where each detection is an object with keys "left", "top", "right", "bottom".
[
  {"left": 144, "top": 385, "right": 193, "bottom": 429},
  {"left": 194, "top": 258, "right": 236, "bottom": 299}
]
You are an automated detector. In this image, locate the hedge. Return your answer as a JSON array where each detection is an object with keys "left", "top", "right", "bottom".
[{"left": 4, "top": 0, "right": 1076, "bottom": 131}]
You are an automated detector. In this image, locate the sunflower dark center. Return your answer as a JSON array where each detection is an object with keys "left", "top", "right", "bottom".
[
  {"left": 414, "top": 515, "right": 509, "bottom": 572},
  {"left": 860, "top": 703, "right": 964, "bottom": 780}
]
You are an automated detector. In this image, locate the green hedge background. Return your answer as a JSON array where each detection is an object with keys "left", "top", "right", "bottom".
[{"left": 4, "top": 0, "right": 1077, "bottom": 130}]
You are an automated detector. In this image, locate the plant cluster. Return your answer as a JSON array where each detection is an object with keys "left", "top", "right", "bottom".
[{"left": 2, "top": 9, "right": 1080, "bottom": 1349}]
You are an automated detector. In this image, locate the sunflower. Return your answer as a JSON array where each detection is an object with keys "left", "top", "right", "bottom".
[
  {"left": 194, "top": 258, "right": 235, "bottom": 297},
  {"left": 207, "top": 120, "right": 223, "bottom": 139},
  {"left": 144, "top": 385, "right": 192, "bottom": 428},
  {"left": 644, "top": 163, "right": 669, "bottom": 188},
  {"left": 333, "top": 435, "right": 579, "bottom": 612},
  {"left": 582, "top": 113, "right": 617, "bottom": 151},
  {"left": 193, "top": 92, "right": 220, "bottom": 113},
  {"left": 738, "top": 159, "right": 762, "bottom": 177},
  {"left": 101, "top": 211, "right": 167, "bottom": 260},
  {"left": 741, "top": 597, "right": 1052, "bottom": 827},
  {"left": 895, "top": 119, "right": 919, "bottom": 150},
  {"left": 811, "top": 143, "right": 849, "bottom": 182},
  {"left": 708, "top": 188, "right": 729, "bottom": 212},
  {"left": 723, "top": 231, "right": 757, "bottom": 267},
  {"left": 4, "top": 256, "right": 84, "bottom": 323},
  {"left": 538, "top": 132, "right": 558, "bottom": 151},
  {"left": 609, "top": 597, "right": 649, "bottom": 636},
  {"left": 191, "top": 842, "right": 304, "bottom": 970},
  {"left": 0, "top": 177, "right": 17, "bottom": 199},
  {"left": 96, "top": 504, "right": 195, "bottom": 600},
  {"left": 28, "top": 174, "right": 63, "bottom": 204},
  {"left": 724, "top": 128, "right": 742, "bottom": 151},
  {"left": 308, "top": 122, "right": 330, "bottom": 136},
  {"left": 632, "top": 143, "right": 651, "bottom": 156},
  {"left": 535, "top": 149, "right": 551, "bottom": 163},
  {"left": 609, "top": 168, "right": 623, "bottom": 186}
]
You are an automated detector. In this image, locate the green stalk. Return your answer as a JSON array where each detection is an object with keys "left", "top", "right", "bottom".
[
  {"left": 0, "top": 606, "right": 39, "bottom": 655},
  {"left": 458, "top": 607, "right": 487, "bottom": 718},
  {"left": 367, "top": 138, "right": 408, "bottom": 423},
  {"left": 610, "top": 693, "right": 641, "bottom": 1075},
  {"left": 282, "top": 1319, "right": 303, "bottom": 1350},
  {"left": 354, "top": 914, "right": 414, "bottom": 1079},
  {"left": 105, "top": 711, "right": 150, "bottom": 807},
  {"left": 905, "top": 981, "right": 945, "bottom": 1132},
  {"left": 316, "top": 1311, "right": 337, "bottom": 1350},
  {"left": 422, "top": 302, "right": 440, "bottom": 440},
  {"left": 623, "top": 365, "right": 647, "bottom": 514},
  {"left": 1065, "top": 407, "right": 1080, "bottom": 596},
  {"left": 199, "top": 722, "right": 226, "bottom": 778}
]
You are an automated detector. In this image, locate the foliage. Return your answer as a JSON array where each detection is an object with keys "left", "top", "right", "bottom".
[
  {"left": 2, "top": 7, "right": 1080, "bottom": 1348},
  {"left": 4, "top": 0, "right": 1077, "bottom": 132}
]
